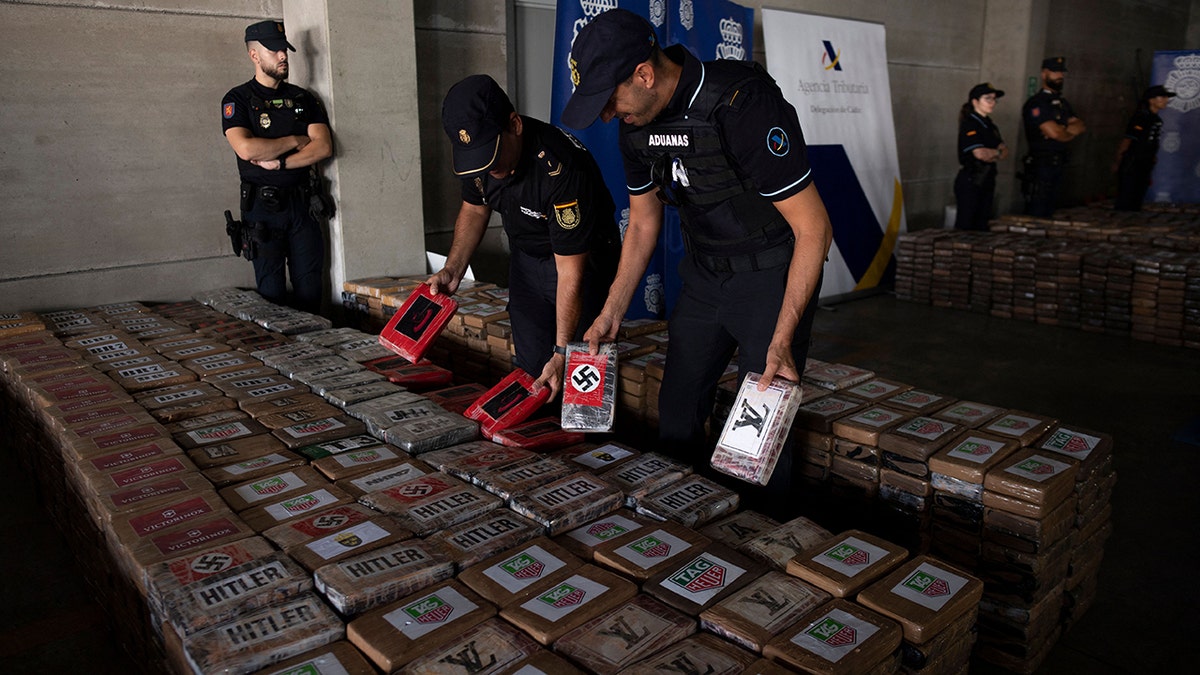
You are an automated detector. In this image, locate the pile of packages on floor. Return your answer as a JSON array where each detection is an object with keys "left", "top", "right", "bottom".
[{"left": 0, "top": 286, "right": 1113, "bottom": 674}]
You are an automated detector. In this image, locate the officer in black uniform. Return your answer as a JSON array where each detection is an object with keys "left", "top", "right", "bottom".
[
  {"left": 955, "top": 83, "right": 1007, "bottom": 231},
  {"left": 1021, "top": 57, "right": 1086, "bottom": 217},
  {"left": 429, "top": 75, "right": 620, "bottom": 397},
  {"left": 564, "top": 9, "right": 832, "bottom": 518},
  {"left": 1113, "top": 84, "right": 1176, "bottom": 211},
  {"left": 222, "top": 20, "right": 332, "bottom": 313}
]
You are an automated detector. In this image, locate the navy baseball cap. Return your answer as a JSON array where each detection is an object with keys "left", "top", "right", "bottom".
[
  {"left": 245, "top": 20, "right": 295, "bottom": 52},
  {"left": 1143, "top": 84, "right": 1176, "bottom": 100},
  {"left": 1042, "top": 56, "right": 1067, "bottom": 72},
  {"left": 562, "top": 8, "right": 658, "bottom": 129},
  {"left": 969, "top": 82, "right": 1005, "bottom": 100},
  {"left": 442, "top": 75, "right": 515, "bottom": 177}
]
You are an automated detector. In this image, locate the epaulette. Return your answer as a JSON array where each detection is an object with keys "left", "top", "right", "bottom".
[{"left": 537, "top": 147, "right": 564, "bottom": 178}]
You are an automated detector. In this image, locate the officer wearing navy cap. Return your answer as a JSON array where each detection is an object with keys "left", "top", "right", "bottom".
[
  {"left": 1113, "top": 85, "right": 1176, "bottom": 211},
  {"left": 429, "top": 75, "right": 620, "bottom": 397},
  {"left": 221, "top": 20, "right": 332, "bottom": 313},
  {"left": 565, "top": 9, "right": 832, "bottom": 519},
  {"left": 1021, "top": 56, "right": 1086, "bottom": 217},
  {"left": 955, "top": 83, "right": 1007, "bottom": 230}
]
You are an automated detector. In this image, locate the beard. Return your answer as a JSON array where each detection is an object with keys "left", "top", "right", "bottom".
[
  {"left": 263, "top": 61, "right": 289, "bottom": 81},
  {"left": 1045, "top": 76, "right": 1063, "bottom": 92}
]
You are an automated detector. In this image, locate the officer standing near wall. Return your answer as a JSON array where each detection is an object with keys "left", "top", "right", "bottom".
[
  {"left": 1021, "top": 57, "right": 1086, "bottom": 217},
  {"left": 955, "top": 83, "right": 1007, "bottom": 230},
  {"left": 564, "top": 9, "right": 832, "bottom": 518},
  {"left": 221, "top": 20, "right": 332, "bottom": 313},
  {"left": 1112, "top": 84, "right": 1176, "bottom": 211},
  {"left": 429, "top": 75, "right": 620, "bottom": 397}
]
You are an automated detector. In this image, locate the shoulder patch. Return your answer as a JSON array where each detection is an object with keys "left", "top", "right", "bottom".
[
  {"left": 966, "top": 130, "right": 977, "bottom": 136},
  {"left": 1032, "top": 107, "right": 1040, "bottom": 118},
  {"left": 223, "top": 102, "right": 235, "bottom": 119},
  {"left": 554, "top": 201, "right": 580, "bottom": 230},
  {"left": 766, "top": 127, "right": 790, "bottom": 157}
]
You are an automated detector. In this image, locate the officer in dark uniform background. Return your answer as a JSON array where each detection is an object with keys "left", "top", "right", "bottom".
[
  {"left": 564, "top": 9, "right": 832, "bottom": 519},
  {"left": 955, "top": 83, "right": 1007, "bottom": 230},
  {"left": 1021, "top": 56, "right": 1086, "bottom": 217},
  {"left": 428, "top": 75, "right": 620, "bottom": 397},
  {"left": 1112, "top": 84, "right": 1176, "bottom": 211},
  {"left": 222, "top": 20, "right": 332, "bottom": 313}
]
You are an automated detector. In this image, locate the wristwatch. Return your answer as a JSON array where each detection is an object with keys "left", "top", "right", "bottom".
[
  {"left": 279, "top": 155, "right": 287, "bottom": 171},
  {"left": 552, "top": 345, "right": 567, "bottom": 356}
]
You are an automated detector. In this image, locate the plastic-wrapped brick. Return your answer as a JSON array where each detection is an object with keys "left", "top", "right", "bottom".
[
  {"left": 932, "top": 400, "right": 1005, "bottom": 429},
  {"left": 158, "top": 552, "right": 312, "bottom": 637},
  {"left": 286, "top": 516, "right": 415, "bottom": 573},
  {"left": 739, "top": 516, "right": 832, "bottom": 570},
  {"left": 487, "top": 417, "right": 583, "bottom": 451},
  {"left": 560, "top": 342, "right": 617, "bottom": 432},
  {"left": 396, "top": 618, "right": 540, "bottom": 674},
  {"left": 335, "top": 459, "right": 432, "bottom": 497},
  {"left": 498, "top": 564, "right": 637, "bottom": 645},
  {"left": 509, "top": 472, "right": 623, "bottom": 535},
  {"left": 430, "top": 509, "right": 543, "bottom": 569},
  {"left": 786, "top": 530, "right": 909, "bottom": 598},
  {"left": 711, "top": 374, "right": 802, "bottom": 486},
  {"left": 593, "top": 520, "right": 710, "bottom": 581},
  {"left": 699, "top": 511, "right": 780, "bottom": 549},
  {"left": 762, "top": 599, "right": 902, "bottom": 675},
  {"left": 383, "top": 413, "right": 480, "bottom": 456},
  {"left": 643, "top": 543, "right": 765, "bottom": 616},
  {"left": 262, "top": 503, "right": 384, "bottom": 550},
  {"left": 554, "top": 594, "right": 696, "bottom": 673},
  {"left": 857, "top": 555, "right": 984, "bottom": 644},
  {"left": 617, "top": 633, "right": 758, "bottom": 674},
  {"left": 635, "top": 475, "right": 740, "bottom": 528},
  {"left": 312, "top": 444, "right": 413, "bottom": 481},
  {"left": 599, "top": 452, "right": 692, "bottom": 508},
  {"left": 377, "top": 284, "right": 458, "bottom": 363},
  {"left": 554, "top": 510, "right": 654, "bottom": 561},
  {"left": 699, "top": 571, "right": 831, "bottom": 652},
  {"left": 982, "top": 448, "right": 1079, "bottom": 513},
  {"left": 472, "top": 456, "right": 575, "bottom": 503},
  {"left": 314, "top": 538, "right": 456, "bottom": 616},
  {"left": 457, "top": 536, "right": 583, "bottom": 608},
  {"left": 361, "top": 474, "right": 502, "bottom": 536},
  {"left": 552, "top": 441, "right": 641, "bottom": 473}
]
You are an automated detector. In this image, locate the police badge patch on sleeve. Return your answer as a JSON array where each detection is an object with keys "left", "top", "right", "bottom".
[
  {"left": 223, "top": 102, "right": 235, "bottom": 119},
  {"left": 554, "top": 201, "right": 581, "bottom": 230}
]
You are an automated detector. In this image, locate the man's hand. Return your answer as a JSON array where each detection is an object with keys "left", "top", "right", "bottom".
[
  {"left": 758, "top": 339, "right": 800, "bottom": 390},
  {"left": 583, "top": 313, "right": 620, "bottom": 355},
  {"left": 250, "top": 158, "right": 282, "bottom": 170},
  {"left": 533, "top": 353, "right": 565, "bottom": 400},
  {"left": 426, "top": 268, "right": 460, "bottom": 296}
]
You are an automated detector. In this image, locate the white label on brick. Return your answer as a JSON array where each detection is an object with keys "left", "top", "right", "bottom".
[
  {"left": 234, "top": 471, "right": 305, "bottom": 504},
  {"left": 1003, "top": 454, "right": 1072, "bottom": 482},
  {"left": 384, "top": 586, "right": 478, "bottom": 639},
  {"left": 520, "top": 574, "right": 609, "bottom": 622},
  {"left": 306, "top": 521, "right": 390, "bottom": 561},
  {"left": 947, "top": 436, "right": 1006, "bottom": 464},
  {"left": 264, "top": 490, "right": 341, "bottom": 521},
  {"left": 565, "top": 515, "right": 641, "bottom": 546},
  {"left": 482, "top": 544, "right": 569, "bottom": 594},
  {"left": 812, "top": 536, "right": 889, "bottom": 578},
  {"left": 791, "top": 607, "right": 880, "bottom": 663},
  {"left": 223, "top": 453, "right": 293, "bottom": 477},
  {"left": 573, "top": 444, "right": 634, "bottom": 468},
  {"left": 889, "top": 562, "right": 967, "bottom": 611}
]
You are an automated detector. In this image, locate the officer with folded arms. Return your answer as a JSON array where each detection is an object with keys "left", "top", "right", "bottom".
[
  {"left": 564, "top": 9, "right": 832, "bottom": 517},
  {"left": 221, "top": 20, "right": 332, "bottom": 313},
  {"left": 1021, "top": 56, "right": 1085, "bottom": 217},
  {"left": 429, "top": 75, "right": 620, "bottom": 397}
]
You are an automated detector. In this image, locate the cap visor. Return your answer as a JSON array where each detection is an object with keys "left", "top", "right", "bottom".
[
  {"left": 994, "top": 90, "right": 1005, "bottom": 98},
  {"left": 452, "top": 135, "right": 501, "bottom": 177},
  {"left": 562, "top": 86, "right": 615, "bottom": 130},
  {"left": 259, "top": 39, "right": 295, "bottom": 52}
]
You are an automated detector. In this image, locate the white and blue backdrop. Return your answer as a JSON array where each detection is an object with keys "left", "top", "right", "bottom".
[{"left": 1150, "top": 50, "right": 1200, "bottom": 204}]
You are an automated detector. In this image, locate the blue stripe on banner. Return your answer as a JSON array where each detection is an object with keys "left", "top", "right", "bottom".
[{"left": 808, "top": 144, "right": 894, "bottom": 287}]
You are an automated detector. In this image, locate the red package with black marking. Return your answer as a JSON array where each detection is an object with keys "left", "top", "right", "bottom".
[
  {"left": 464, "top": 369, "right": 550, "bottom": 435},
  {"left": 363, "top": 355, "right": 454, "bottom": 391},
  {"left": 377, "top": 283, "right": 457, "bottom": 363}
]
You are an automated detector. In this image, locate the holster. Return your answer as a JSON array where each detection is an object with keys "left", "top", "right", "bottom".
[{"left": 224, "top": 209, "right": 259, "bottom": 261}]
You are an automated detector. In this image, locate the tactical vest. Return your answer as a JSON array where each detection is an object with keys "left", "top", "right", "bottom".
[
  {"left": 625, "top": 60, "right": 792, "bottom": 257},
  {"left": 249, "top": 91, "right": 313, "bottom": 138}
]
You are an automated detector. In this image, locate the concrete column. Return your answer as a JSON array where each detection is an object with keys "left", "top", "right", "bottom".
[
  {"left": 285, "top": 0, "right": 426, "bottom": 309},
  {"left": 980, "top": 0, "right": 1051, "bottom": 215}
]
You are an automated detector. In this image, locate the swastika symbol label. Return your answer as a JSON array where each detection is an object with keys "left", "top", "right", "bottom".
[
  {"left": 571, "top": 364, "right": 601, "bottom": 392},
  {"left": 190, "top": 553, "right": 234, "bottom": 573}
]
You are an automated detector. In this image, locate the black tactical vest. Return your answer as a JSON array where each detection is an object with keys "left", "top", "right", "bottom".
[{"left": 625, "top": 61, "right": 791, "bottom": 257}]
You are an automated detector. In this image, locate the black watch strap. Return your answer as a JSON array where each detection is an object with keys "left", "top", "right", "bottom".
[{"left": 553, "top": 345, "right": 567, "bottom": 356}]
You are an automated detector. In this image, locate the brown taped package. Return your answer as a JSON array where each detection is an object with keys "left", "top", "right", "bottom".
[
  {"left": 739, "top": 516, "right": 833, "bottom": 570},
  {"left": 831, "top": 406, "right": 911, "bottom": 446},
  {"left": 599, "top": 452, "right": 692, "bottom": 508},
  {"left": 397, "top": 617, "right": 540, "bottom": 674},
  {"left": 436, "top": 443, "right": 537, "bottom": 483},
  {"left": 552, "top": 440, "right": 642, "bottom": 473},
  {"left": 700, "top": 511, "right": 780, "bottom": 549},
  {"left": 312, "top": 443, "right": 413, "bottom": 481},
  {"left": 856, "top": 555, "right": 983, "bottom": 644},
  {"left": 238, "top": 485, "right": 356, "bottom": 533},
  {"left": 635, "top": 475, "right": 740, "bottom": 528},
  {"left": 499, "top": 650, "right": 586, "bottom": 674},
  {"left": 471, "top": 456, "right": 575, "bottom": 503},
  {"left": 334, "top": 458, "right": 433, "bottom": 497},
  {"left": 617, "top": 632, "right": 758, "bottom": 674},
  {"left": 594, "top": 520, "right": 710, "bottom": 581},
  {"left": 1033, "top": 424, "right": 1113, "bottom": 477},
  {"left": 763, "top": 598, "right": 902, "bottom": 675},
  {"left": 263, "top": 503, "right": 382, "bottom": 549},
  {"left": 553, "top": 509, "right": 655, "bottom": 561},
  {"left": 509, "top": 471, "right": 624, "bottom": 535},
  {"left": 256, "top": 400, "right": 345, "bottom": 430},
  {"left": 932, "top": 400, "right": 1005, "bottom": 428},
  {"left": 158, "top": 340, "right": 231, "bottom": 363},
  {"left": 109, "top": 361, "right": 198, "bottom": 392},
  {"left": 149, "top": 396, "right": 240, "bottom": 424},
  {"left": 832, "top": 436, "right": 880, "bottom": 465},
  {"left": 106, "top": 492, "right": 230, "bottom": 549},
  {"left": 179, "top": 592, "right": 344, "bottom": 675},
  {"left": 201, "top": 450, "right": 307, "bottom": 487},
  {"left": 928, "top": 431, "right": 1020, "bottom": 484},
  {"left": 554, "top": 594, "right": 696, "bottom": 673},
  {"left": 180, "top": 351, "right": 262, "bottom": 377},
  {"left": 70, "top": 435, "right": 184, "bottom": 481},
  {"left": 366, "top": 475, "right": 504, "bottom": 537},
  {"left": 877, "top": 416, "right": 965, "bottom": 464},
  {"left": 271, "top": 415, "right": 369, "bottom": 450},
  {"left": 429, "top": 509, "right": 544, "bottom": 569},
  {"left": 86, "top": 473, "right": 216, "bottom": 525},
  {"left": 644, "top": 543, "right": 765, "bottom": 616},
  {"left": 699, "top": 571, "right": 831, "bottom": 652},
  {"left": 173, "top": 419, "right": 272, "bottom": 450},
  {"left": 239, "top": 392, "right": 331, "bottom": 417},
  {"left": 786, "top": 530, "right": 909, "bottom": 598},
  {"left": 214, "top": 374, "right": 308, "bottom": 402},
  {"left": 62, "top": 421, "right": 176, "bottom": 461},
  {"left": 347, "top": 580, "right": 495, "bottom": 672},
  {"left": 164, "top": 408, "right": 251, "bottom": 434},
  {"left": 43, "top": 401, "right": 151, "bottom": 436},
  {"left": 287, "top": 516, "right": 416, "bottom": 573},
  {"left": 983, "top": 448, "right": 1079, "bottom": 509},
  {"left": 982, "top": 410, "right": 1058, "bottom": 446},
  {"left": 880, "top": 388, "right": 955, "bottom": 415},
  {"left": 794, "top": 395, "right": 869, "bottom": 433},
  {"left": 219, "top": 465, "right": 332, "bottom": 512},
  {"left": 983, "top": 498, "right": 1076, "bottom": 551},
  {"left": 144, "top": 535, "right": 276, "bottom": 606},
  {"left": 185, "top": 433, "right": 290, "bottom": 470},
  {"left": 251, "top": 641, "right": 376, "bottom": 675},
  {"left": 842, "top": 378, "right": 913, "bottom": 401},
  {"left": 499, "top": 564, "right": 638, "bottom": 645},
  {"left": 73, "top": 453, "right": 199, "bottom": 497},
  {"left": 457, "top": 536, "right": 583, "bottom": 608},
  {"left": 314, "top": 538, "right": 456, "bottom": 616},
  {"left": 158, "top": 552, "right": 312, "bottom": 637},
  {"left": 118, "top": 512, "right": 257, "bottom": 592}
]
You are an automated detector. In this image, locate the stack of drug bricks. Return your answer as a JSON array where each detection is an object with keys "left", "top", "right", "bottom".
[
  {"left": 787, "top": 360, "right": 1115, "bottom": 674},
  {"left": 894, "top": 205, "right": 1200, "bottom": 348},
  {"left": 0, "top": 294, "right": 990, "bottom": 675}
]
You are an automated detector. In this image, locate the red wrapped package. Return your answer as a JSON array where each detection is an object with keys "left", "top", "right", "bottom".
[
  {"left": 465, "top": 369, "right": 550, "bottom": 435},
  {"left": 377, "top": 283, "right": 457, "bottom": 362},
  {"left": 362, "top": 355, "right": 454, "bottom": 391}
]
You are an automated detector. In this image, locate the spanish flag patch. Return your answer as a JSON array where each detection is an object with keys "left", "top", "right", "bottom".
[{"left": 554, "top": 200, "right": 581, "bottom": 230}]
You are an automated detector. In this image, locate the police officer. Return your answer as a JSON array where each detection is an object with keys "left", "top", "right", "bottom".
[
  {"left": 221, "top": 20, "right": 332, "bottom": 313},
  {"left": 564, "top": 9, "right": 832, "bottom": 518},
  {"left": 955, "top": 83, "right": 1007, "bottom": 231},
  {"left": 429, "top": 75, "right": 620, "bottom": 397},
  {"left": 1113, "top": 85, "right": 1176, "bottom": 211},
  {"left": 1021, "top": 57, "right": 1086, "bottom": 217}
]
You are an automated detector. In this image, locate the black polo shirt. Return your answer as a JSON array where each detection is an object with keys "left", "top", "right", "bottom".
[
  {"left": 461, "top": 116, "right": 618, "bottom": 259},
  {"left": 1022, "top": 89, "right": 1075, "bottom": 156},
  {"left": 221, "top": 79, "right": 329, "bottom": 187},
  {"left": 620, "top": 45, "right": 813, "bottom": 202},
  {"left": 958, "top": 112, "right": 1003, "bottom": 166},
  {"left": 1123, "top": 108, "right": 1163, "bottom": 166}
]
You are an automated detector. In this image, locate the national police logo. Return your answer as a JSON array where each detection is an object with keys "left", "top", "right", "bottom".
[
  {"left": 1165, "top": 54, "right": 1200, "bottom": 113},
  {"left": 259, "top": 113, "right": 271, "bottom": 129},
  {"left": 555, "top": 200, "right": 581, "bottom": 230},
  {"left": 678, "top": 0, "right": 694, "bottom": 31},
  {"left": 459, "top": 129, "right": 471, "bottom": 144},
  {"left": 223, "top": 102, "right": 235, "bottom": 119},
  {"left": 570, "top": 55, "right": 581, "bottom": 88},
  {"left": 767, "top": 127, "right": 790, "bottom": 157}
]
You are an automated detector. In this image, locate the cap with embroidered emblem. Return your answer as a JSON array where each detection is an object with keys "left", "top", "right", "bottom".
[
  {"left": 1142, "top": 84, "right": 1176, "bottom": 100},
  {"left": 442, "top": 75, "right": 515, "bottom": 177},
  {"left": 245, "top": 20, "right": 295, "bottom": 52},
  {"left": 562, "top": 8, "right": 659, "bottom": 129},
  {"left": 1041, "top": 56, "right": 1067, "bottom": 72},
  {"left": 969, "top": 82, "right": 1005, "bottom": 100}
]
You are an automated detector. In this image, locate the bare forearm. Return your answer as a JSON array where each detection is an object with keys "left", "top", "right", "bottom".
[
  {"left": 601, "top": 213, "right": 660, "bottom": 321},
  {"left": 444, "top": 204, "right": 490, "bottom": 280},
  {"left": 229, "top": 134, "right": 306, "bottom": 162},
  {"left": 555, "top": 264, "right": 584, "bottom": 347}
]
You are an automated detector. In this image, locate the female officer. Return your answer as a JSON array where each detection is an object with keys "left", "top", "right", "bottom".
[
  {"left": 954, "top": 83, "right": 1007, "bottom": 230},
  {"left": 1113, "top": 84, "right": 1175, "bottom": 211}
]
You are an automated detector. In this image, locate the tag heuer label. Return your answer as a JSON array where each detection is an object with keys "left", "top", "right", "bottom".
[
  {"left": 520, "top": 574, "right": 608, "bottom": 622},
  {"left": 1040, "top": 428, "right": 1101, "bottom": 460},
  {"left": 334, "top": 446, "right": 398, "bottom": 467},
  {"left": 235, "top": 471, "right": 303, "bottom": 504},
  {"left": 1004, "top": 454, "right": 1072, "bottom": 482},
  {"left": 847, "top": 381, "right": 901, "bottom": 398},
  {"left": 947, "top": 436, "right": 1006, "bottom": 464},
  {"left": 281, "top": 417, "right": 347, "bottom": 439},
  {"left": 812, "top": 537, "right": 889, "bottom": 577},
  {"left": 259, "top": 653, "right": 351, "bottom": 675},
  {"left": 223, "top": 453, "right": 292, "bottom": 476},
  {"left": 848, "top": 407, "right": 903, "bottom": 428},
  {"left": 483, "top": 544, "right": 568, "bottom": 593},
  {"left": 987, "top": 415, "right": 1041, "bottom": 436},
  {"left": 661, "top": 554, "right": 746, "bottom": 604},
  {"left": 305, "top": 521, "right": 389, "bottom": 561},
  {"left": 187, "top": 422, "right": 253, "bottom": 444},
  {"left": 618, "top": 529, "right": 690, "bottom": 568},
  {"left": 566, "top": 514, "right": 640, "bottom": 545},
  {"left": 349, "top": 462, "right": 427, "bottom": 493},
  {"left": 573, "top": 443, "right": 634, "bottom": 468},
  {"left": 897, "top": 416, "right": 952, "bottom": 440},
  {"left": 384, "top": 587, "right": 477, "bottom": 639},
  {"left": 264, "top": 490, "right": 341, "bottom": 521},
  {"left": 891, "top": 562, "right": 967, "bottom": 611},
  {"left": 793, "top": 608, "right": 880, "bottom": 663}
]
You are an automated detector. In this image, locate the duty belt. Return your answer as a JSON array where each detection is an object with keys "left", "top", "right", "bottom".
[{"left": 692, "top": 240, "right": 793, "bottom": 274}]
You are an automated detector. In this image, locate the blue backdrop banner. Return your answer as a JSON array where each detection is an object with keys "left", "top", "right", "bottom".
[{"left": 1150, "top": 51, "right": 1200, "bottom": 204}]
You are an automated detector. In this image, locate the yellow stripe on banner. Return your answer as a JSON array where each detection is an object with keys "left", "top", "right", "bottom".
[{"left": 853, "top": 179, "right": 904, "bottom": 291}]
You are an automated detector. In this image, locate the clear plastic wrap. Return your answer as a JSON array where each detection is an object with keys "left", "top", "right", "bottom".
[
  {"left": 711, "top": 373, "right": 803, "bottom": 485},
  {"left": 561, "top": 342, "right": 617, "bottom": 432}
]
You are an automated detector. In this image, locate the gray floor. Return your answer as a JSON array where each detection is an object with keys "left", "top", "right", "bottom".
[{"left": 2, "top": 293, "right": 1198, "bottom": 672}]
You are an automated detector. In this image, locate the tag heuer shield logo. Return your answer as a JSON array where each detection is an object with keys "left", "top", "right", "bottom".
[
  {"left": 826, "top": 544, "right": 869, "bottom": 566},
  {"left": 252, "top": 477, "right": 288, "bottom": 495},
  {"left": 808, "top": 617, "right": 857, "bottom": 647},
  {"left": 406, "top": 596, "right": 453, "bottom": 624},
  {"left": 501, "top": 552, "right": 545, "bottom": 580},
  {"left": 670, "top": 557, "right": 726, "bottom": 593},
  {"left": 540, "top": 583, "right": 585, "bottom": 608},
  {"left": 631, "top": 536, "right": 671, "bottom": 558}
]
